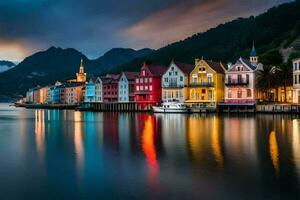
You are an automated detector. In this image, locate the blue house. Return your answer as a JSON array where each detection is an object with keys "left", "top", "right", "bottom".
[
  {"left": 48, "top": 82, "right": 63, "bottom": 104},
  {"left": 85, "top": 78, "right": 96, "bottom": 102}
]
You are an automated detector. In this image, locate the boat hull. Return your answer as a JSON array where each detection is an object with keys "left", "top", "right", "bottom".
[{"left": 152, "top": 106, "right": 189, "bottom": 113}]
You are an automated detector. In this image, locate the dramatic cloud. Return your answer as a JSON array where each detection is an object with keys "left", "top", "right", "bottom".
[{"left": 0, "top": 0, "right": 292, "bottom": 61}]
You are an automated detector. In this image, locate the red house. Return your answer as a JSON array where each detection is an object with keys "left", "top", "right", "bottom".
[
  {"left": 134, "top": 63, "right": 167, "bottom": 108},
  {"left": 101, "top": 74, "right": 120, "bottom": 102}
]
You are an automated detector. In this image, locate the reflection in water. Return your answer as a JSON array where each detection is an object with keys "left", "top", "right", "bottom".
[
  {"left": 6, "top": 104, "right": 300, "bottom": 199},
  {"left": 293, "top": 120, "right": 300, "bottom": 179},
  {"left": 74, "top": 111, "right": 84, "bottom": 173},
  {"left": 141, "top": 116, "right": 159, "bottom": 184},
  {"left": 211, "top": 116, "right": 223, "bottom": 168},
  {"left": 35, "top": 109, "right": 45, "bottom": 160},
  {"left": 269, "top": 130, "right": 279, "bottom": 175}
]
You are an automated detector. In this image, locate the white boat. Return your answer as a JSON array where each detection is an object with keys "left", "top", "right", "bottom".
[{"left": 153, "top": 102, "right": 189, "bottom": 113}]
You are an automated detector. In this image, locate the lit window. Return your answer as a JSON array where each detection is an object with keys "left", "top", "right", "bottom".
[
  {"left": 136, "top": 79, "right": 139, "bottom": 83},
  {"left": 140, "top": 86, "right": 144, "bottom": 90},
  {"left": 149, "top": 86, "right": 152, "bottom": 91},
  {"left": 145, "top": 78, "right": 148, "bottom": 83},
  {"left": 136, "top": 86, "right": 139, "bottom": 91},
  {"left": 140, "top": 78, "right": 143, "bottom": 83},
  {"left": 149, "top": 78, "right": 152, "bottom": 83}
]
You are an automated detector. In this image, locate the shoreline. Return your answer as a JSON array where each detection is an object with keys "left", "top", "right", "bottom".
[{"left": 14, "top": 102, "right": 300, "bottom": 114}]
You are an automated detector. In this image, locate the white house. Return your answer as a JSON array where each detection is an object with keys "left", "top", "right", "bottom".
[
  {"left": 161, "top": 61, "right": 194, "bottom": 102},
  {"left": 95, "top": 77, "right": 103, "bottom": 102},
  {"left": 293, "top": 57, "right": 300, "bottom": 103},
  {"left": 224, "top": 45, "right": 262, "bottom": 104},
  {"left": 118, "top": 72, "right": 138, "bottom": 102}
]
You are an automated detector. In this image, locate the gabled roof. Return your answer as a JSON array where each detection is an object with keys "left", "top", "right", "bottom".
[
  {"left": 147, "top": 65, "right": 167, "bottom": 76},
  {"left": 173, "top": 61, "right": 194, "bottom": 74},
  {"left": 205, "top": 60, "right": 225, "bottom": 74},
  {"left": 123, "top": 72, "right": 139, "bottom": 81},
  {"left": 237, "top": 58, "right": 257, "bottom": 70}
]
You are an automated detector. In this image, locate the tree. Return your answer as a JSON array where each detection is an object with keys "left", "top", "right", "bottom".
[
  {"left": 276, "top": 62, "right": 293, "bottom": 103},
  {"left": 256, "top": 65, "right": 277, "bottom": 101}
]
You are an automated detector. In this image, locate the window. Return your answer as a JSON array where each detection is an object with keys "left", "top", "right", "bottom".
[
  {"left": 175, "top": 71, "right": 178, "bottom": 75},
  {"left": 202, "top": 89, "right": 206, "bottom": 94},
  {"left": 149, "top": 78, "right": 152, "bottom": 83},
  {"left": 228, "top": 90, "right": 232, "bottom": 98},
  {"left": 180, "top": 76, "right": 183, "bottom": 81},
  {"left": 171, "top": 67, "right": 174, "bottom": 71},
  {"left": 169, "top": 72, "right": 172, "bottom": 76},
  {"left": 237, "top": 90, "right": 242, "bottom": 98},
  {"left": 142, "top": 70, "right": 146, "bottom": 76},
  {"left": 164, "top": 77, "right": 168, "bottom": 82},
  {"left": 140, "top": 86, "right": 144, "bottom": 91},
  {"left": 145, "top": 78, "right": 148, "bottom": 83},
  {"left": 140, "top": 78, "right": 143, "bottom": 83},
  {"left": 145, "top": 86, "right": 148, "bottom": 91},
  {"left": 295, "top": 63, "right": 298, "bottom": 71},
  {"left": 247, "top": 89, "right": 251, "bottom": 97},
  {"left": 136, "top": 86, "right": 139, "bottom": 91},
  {"left": 295, "top": 75, "right": 297, "bottom": 84},
  {"left": 192, "top": 74, "right": 197, "bottom": 83},
  {"left": 207, "top": 74, "right": 213, "bottom": 83},
  {"left": 136, "top": 79, "right": 139, "bottom": 83},
  {"left": 149, "top": 86, "right": 152, "bottom": 91}
]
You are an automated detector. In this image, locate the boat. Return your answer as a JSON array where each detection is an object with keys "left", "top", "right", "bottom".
[{"left": 153, "top": 102, "right": 189, "bottom": 113}]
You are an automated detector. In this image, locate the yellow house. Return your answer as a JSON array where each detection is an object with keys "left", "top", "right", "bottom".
[{"left": 186, "top": 58, "right": 225, "bottom": 107}]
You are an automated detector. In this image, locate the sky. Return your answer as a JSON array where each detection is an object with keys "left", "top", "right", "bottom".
[{"left": 0, "top": 0, "right": 293, "bottom": 61}]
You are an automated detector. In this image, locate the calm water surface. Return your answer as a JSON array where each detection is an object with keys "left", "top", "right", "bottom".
[{"left": 1, "top": 103, "right": 300, "bottom": 199}]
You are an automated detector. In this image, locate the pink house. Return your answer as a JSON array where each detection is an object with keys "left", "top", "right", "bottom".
[{"left": 224, "top": 45, "right": 261, "bottom": 104}]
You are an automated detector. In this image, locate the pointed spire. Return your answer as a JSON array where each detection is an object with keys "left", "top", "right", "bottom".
[
  {"left": 250, "top": 41, "right": 257, "bottom": 57},
  {"left": 79, "top": 57, "right": 84, "bottom": 74}
]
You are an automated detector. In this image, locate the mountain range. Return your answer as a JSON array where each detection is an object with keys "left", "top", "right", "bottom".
[
  {"left": 0, "top": 60, "right": 16, "bottom": 73},
  {"left": 1, "top": 0, "right": 300, "bottom": 100},
  {"left": 0, "top": 47, "right": 153, "bottom": 99}
]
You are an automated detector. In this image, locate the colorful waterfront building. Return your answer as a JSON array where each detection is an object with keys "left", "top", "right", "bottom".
[
  {"left": 118, "top": 72, "right": 139, "bottom": 102},
  {"left": 224, "top": 45, "right": 261, "bottom": 104},
  {"left": 134, "top": 63, "right": 167, "bottom": 108},
  {"left": 293, "top": 57, "right": 300, "bottom": 103},
  {"left": 186, "top": 58, "right": 225, "bottom": 107},
  {"left": 85, "top": 77, "right": 96, "bottom": 103},
  {"left": 64, "top": 82, "right": 85, "bottom": 104},
  {"left": 38, "top": 86, "right": 50, "bottom": 103},
  {"left": 48, "top": 82, "right": 63, "bottom": 104},
  {"left": 161, "top": 61, "right": 194, "bottom": 102},
  {"left": 101, "top": 74, "right": 120, "bottom": 102}
]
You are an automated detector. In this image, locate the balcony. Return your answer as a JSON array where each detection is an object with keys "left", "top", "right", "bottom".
[
  {"left": 162, "top": 83, "right": 185, "bottom": 88},
  {"left": 189, "top": 82, "right": 214, "bottom": 87},
  {"left": 225, "top": 79, "right": 249, "bottom": 86}
]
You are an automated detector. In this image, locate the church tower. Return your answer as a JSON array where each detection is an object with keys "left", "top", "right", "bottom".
[
  {"left": 76, "top": 58, "right": 87, "bottom": 82},
  {"left": 250, "top": 42, "right": 258, "bottom": 65}
]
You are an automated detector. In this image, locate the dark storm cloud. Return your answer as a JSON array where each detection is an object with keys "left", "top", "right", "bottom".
[{"left": 0, "top": 0, "right": 292, "bottom": 61}]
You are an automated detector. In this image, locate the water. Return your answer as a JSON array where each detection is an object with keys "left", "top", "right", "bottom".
[{"left": 0, "top": 103, "right": 300, "bottom": 199}]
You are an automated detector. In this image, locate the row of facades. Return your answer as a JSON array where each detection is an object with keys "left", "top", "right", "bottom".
[{"left": 26, "top": 45, "right": 299, "bottom": 107}]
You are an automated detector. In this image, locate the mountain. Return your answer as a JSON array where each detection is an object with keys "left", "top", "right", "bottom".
[
  {"left": 0, "top": 60, "right": 16, "bottom": 73},
  {"left": 113, "top": 0, "right": 300, "bottom": 73},
  {"left": 0, "top": 47, "right": 153, "bottom": 98},
  {"left": 89, "top": 48, "right": 154, "bottom": 74}
]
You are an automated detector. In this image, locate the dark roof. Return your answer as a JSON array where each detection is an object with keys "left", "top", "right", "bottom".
[
  {"left": 205, "top": 60, "right": 225, "bottom": 74},
  {"left": 64, "top": 82, "right": 85, "bottom": 88},
  {"left": 123, "top": 72, "right": 139, "bottom": 80},
  {"left": 173, "top": 61, "right": 194, "bottom": 74},
  {"left": 147, "top": 65, "right": 167, "bottom": 76},
  {"left": 100, "top": 77, "right": 113, "bottom": 84},
  {"left": 238, "top": 58, "right": 256, "bottom": 70}
]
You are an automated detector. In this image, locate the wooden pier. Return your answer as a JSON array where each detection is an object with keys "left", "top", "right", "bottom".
[{"left": 79, "top": 102, "right": 152, "bottom": 112}]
